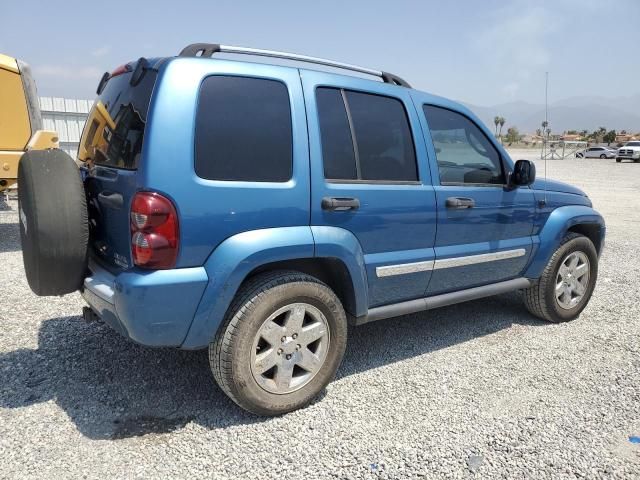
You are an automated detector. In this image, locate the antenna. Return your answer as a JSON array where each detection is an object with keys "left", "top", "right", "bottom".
[{"left": 543, "top": 71, "right": 549, "bottom": 206}]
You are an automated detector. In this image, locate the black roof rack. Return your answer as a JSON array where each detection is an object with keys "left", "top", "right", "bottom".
[{"left": 179, "top": 43, "right": 411, "bottom": 88}]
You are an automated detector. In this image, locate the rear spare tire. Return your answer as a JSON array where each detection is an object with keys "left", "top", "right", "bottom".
[{"left": 18, "top": 149, "right": 88, "bottom": 296}]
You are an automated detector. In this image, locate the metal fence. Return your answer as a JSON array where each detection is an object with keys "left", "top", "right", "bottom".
[{"left": 39, "top": 97, "right": 92, "bottom": 158}]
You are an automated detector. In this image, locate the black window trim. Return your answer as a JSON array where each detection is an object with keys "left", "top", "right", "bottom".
[
  {"left": 195, "top": 73, "right": 294, "bottom": 183},
  {"left": 316, "top": 85, "right": 421, "bottom": 185},
  {"left": 423, "top": 103, "right": 509, "bottom": 188},
  {"left": 326, "top": 178, "right": 422, "bottom": 185}
]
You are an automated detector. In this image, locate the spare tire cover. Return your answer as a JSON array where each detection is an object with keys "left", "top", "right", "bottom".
[{"left": 18, "top": 149, "right": 88, "bottom": 296}]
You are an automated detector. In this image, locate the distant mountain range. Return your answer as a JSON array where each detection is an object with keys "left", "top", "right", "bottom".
[{"left": 464, "top": 94, "right": 640, "bottom": 134}]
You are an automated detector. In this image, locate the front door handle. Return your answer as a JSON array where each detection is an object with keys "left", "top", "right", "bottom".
[
  {"left": 321, "top": 196, "right": 360, "bottom": 211},
  {"left": 446, "top": 197, "right": 475, "bottom": 209}
]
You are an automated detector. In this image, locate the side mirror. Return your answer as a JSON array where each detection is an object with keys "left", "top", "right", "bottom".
[{"left": 510, "top": 159, "right": 536, "bottom": 187}]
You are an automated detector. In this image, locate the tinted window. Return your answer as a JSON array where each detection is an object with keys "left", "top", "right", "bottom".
[
  {"left": 316, "top": 88, "right": 418, "bottom": 182},
  {"left": 82, "top": 68, "right": 157, "bottom": 169},
  {"left": 423, "top": 105, "right": 504, "bottom": 185},
  {"left": 316, "top": 88, "right": 357, "bottom": 180},
  {"left": 195, "top": 76, "right": 292, "bottom": 182}
]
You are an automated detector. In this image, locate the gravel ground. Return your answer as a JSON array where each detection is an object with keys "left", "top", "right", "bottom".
[{"left": 1, "top": 156, "right": 639, "bottom": 479}]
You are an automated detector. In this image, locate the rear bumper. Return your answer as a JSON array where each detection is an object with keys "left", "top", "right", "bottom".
[{"left": 81, "top": 260, "right": 209, "bottom": 347}]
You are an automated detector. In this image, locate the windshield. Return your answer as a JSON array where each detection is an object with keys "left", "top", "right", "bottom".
[
  {"left": 625, "top": 142, "right": 640, "bottom": 147},
  {"left": 79, "top": 68, "right": 157, "bottom": 169}
]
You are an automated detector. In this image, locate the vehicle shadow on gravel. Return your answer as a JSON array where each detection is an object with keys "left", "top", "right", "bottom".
[
  {"left": 0, "top": 295, "right": 545, "bottom": 440},
  {"left": 0, "top": 222, "right": 21, "bottom": 253},
  {"left": 0, "top": 198, "right": 14, "bottom": 211}
]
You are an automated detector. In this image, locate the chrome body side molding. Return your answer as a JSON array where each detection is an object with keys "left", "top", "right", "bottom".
[
  {"left": 375, "top": 248, "right": 526, "bottom": 278},
  {"left": 376, "top": 260, "right": 435, "bottom": 277},
  {"left": 433, "top": 248, "right": 526, "bottom": 270}
]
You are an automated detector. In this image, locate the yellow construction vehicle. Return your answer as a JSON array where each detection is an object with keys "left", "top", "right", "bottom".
[{"left": 0, "top": 53, "right": 58, "bottom": 192}]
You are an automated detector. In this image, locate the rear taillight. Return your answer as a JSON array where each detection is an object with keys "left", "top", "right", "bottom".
[{"left": 130, "top": 192, "right": 179, "bottom": 269}]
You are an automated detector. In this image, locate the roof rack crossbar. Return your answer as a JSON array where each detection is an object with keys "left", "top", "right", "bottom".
[{"left": 179, "top": 43, "right": 411, "bottom": 88}]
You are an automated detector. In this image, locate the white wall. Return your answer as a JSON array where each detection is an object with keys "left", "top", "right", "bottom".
[{"left": 39, "top": 97, "right": 92, "bottom": 158}]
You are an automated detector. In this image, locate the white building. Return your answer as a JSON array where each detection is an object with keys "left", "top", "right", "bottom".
[{"left": 39, "top": 97, "right": 92, "bottom": 158}]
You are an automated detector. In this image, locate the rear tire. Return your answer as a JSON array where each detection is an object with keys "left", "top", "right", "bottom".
[
  {"left": 523, "top": 233, "right": 598, "bottom": 323},
  {"left": 210, "top": 270, "right": 348, "bottom": 415},
  {"left": 616, "top": 158, "right": 621, "bottom": 163},
  {"left": 18, "top": 149, "right": 88, "bottom": 296}
]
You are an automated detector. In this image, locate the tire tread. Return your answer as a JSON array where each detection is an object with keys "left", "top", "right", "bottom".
[
  {"left": 209, "top": 270, "right": 333, "bottom": 413},
  {"left": 523, "top": 232, "right": 589, "bottom": 322}
]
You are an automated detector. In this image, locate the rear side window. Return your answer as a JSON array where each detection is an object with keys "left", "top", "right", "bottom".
[
  {"left": 316, "top": 88, "right": 357, "bottom": 180},
  {"left": 316, "top": 87, "right": 417, "bottom": 182},
  {"left": 195, "top": 76, "right": 292, "bottom": 182},
  {"left": 423, "top": 105, "right": 505, "bottom": 185},
  {"left": 83, "top": 68, "right": 157, "bottom": 169}
]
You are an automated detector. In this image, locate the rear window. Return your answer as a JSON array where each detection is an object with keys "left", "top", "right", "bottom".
[
  {"left": 195, "top": 76, "right": 293, "bottom": 182},
  {"left": 316, "top": 87, "right": 417, "bottom": 182},
  {"left": 81, "top": 68, "right": 157, "bottom": 169}
]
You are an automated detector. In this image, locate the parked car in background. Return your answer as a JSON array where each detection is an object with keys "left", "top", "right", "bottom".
[
  {"left": 575, "top": 146, "right": 617, "bottom": 159},
  {"left": 616, "top": 141, "right": 640, "bottom": 163}
]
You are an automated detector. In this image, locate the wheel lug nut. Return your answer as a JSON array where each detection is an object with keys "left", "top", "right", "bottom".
[
  {"left": 296, "top": 344, "right": 301, "bottom": 350},
  {"left": 286, "top": 354, "right": 292, "bottom": 360},
  {"left": 277, "top": 348, "right": 283, "bottom": 355},
  {"left": 292, "top": 333, "right": 298, "bottom": 339},
  {"left": 281, "top": 336, "right": 287, "bottom": 343}
]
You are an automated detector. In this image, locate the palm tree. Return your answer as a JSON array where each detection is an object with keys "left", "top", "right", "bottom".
[
  {"left": 498, "top": 117, "right": 506, "bottom": 143},
  {"left": 541, "top": 121, "right": 549, "bottom": 141},
  {"left": 493, "top": 116, "right": 500, "bottom": 138}
]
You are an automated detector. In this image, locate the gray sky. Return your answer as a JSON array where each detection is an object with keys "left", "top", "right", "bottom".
[{"left": 2, "top": 0, "right": 638, "bottom": 106}]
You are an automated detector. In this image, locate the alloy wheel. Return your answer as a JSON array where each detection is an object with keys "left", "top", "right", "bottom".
[
  {"left": 555, "top": 251, "right": 590, "bottom": 310},
  {"left": 250, "top": 303, "right": 330, "bottom": 394}
]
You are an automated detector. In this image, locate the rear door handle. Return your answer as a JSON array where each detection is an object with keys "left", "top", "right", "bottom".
[
  {"left": 98, "top": 191, "right": 124, "bottom": 209},
  {"left": 321, "top": 196, "right": 360, "bottom": 211},
  {"left": 446, "top": 197, "right": 475, "bottom": 209}
]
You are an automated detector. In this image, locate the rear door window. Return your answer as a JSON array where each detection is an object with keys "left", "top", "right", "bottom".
[
  {"left": 195, "top": 76, "right": 293, "bottom": 182},
  {"left": 316, "top": 87, "right": 418, "bottom": 182},
  {"left": 316, "top": 88, "right": 357, "bottom": 180}
]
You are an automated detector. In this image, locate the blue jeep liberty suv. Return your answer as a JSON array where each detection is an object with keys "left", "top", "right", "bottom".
[{"left": 18, "top": 43, "right": 605, "bottom": 415}]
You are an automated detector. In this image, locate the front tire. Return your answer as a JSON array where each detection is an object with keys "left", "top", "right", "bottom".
[
  {"left": 210, "top": 271, "right": 348, "bottom": 415},
  {"left": 523, "top": 233, "right": 598, "bottom": 323},
  {"left": 599, "top": 154, "right": 606, "bottom": 159}
]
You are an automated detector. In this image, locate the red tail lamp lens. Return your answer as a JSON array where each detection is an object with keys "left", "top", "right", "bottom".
[{"left": 130, "top": 192, "right": 179, "bottom": 269}]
